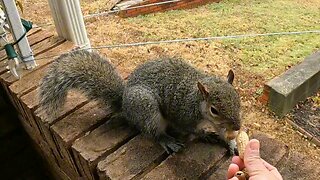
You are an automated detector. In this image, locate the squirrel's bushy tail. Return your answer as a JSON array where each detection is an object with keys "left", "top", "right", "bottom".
[{"left": 37, "top": 50, "right": 125, "bottom": 120}]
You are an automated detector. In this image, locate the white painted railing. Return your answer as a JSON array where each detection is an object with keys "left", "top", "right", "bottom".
[
  {"left": 47, "top": 0, "right": 91, "bottom": 49},
  {"left": 1, "top": 0, "right": 37, "bottom": 78},
  {"left": 0, "top": 0, "right": 91, "bottom": 78}
]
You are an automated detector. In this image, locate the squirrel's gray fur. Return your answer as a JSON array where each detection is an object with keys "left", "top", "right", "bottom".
[
  {"left": 38, "top": 50, "right": 241, "bottom": 154},
  {"left": 37, "top": 50, "right": 124, "bottom": 120}
]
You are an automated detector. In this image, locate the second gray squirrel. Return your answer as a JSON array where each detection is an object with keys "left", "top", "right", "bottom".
[{"left": 37, "top": 50, "right": 241, "bottom": 154}]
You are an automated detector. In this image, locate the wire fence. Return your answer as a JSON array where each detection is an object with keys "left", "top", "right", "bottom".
[
  {"left": 1, "top": 1, "right": 319, "bottom": 62},
  {"left": 30, "top": 30, "right": 320, "bottom": 61}
]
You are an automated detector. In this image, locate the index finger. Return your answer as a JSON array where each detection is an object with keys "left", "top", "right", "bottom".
[{"left": 232, "top": 156, "right": 245, "bottom": 170}]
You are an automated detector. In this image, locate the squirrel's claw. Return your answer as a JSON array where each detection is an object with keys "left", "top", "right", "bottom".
[
  {"left": 159, "top": 135, "right": 185, "bottom": 154},
  {"left": 199, "top": 132, "right": 220, "bottom": 144},
  {"left": 160, "top": 141, "right": 185, "bottom": 154}
]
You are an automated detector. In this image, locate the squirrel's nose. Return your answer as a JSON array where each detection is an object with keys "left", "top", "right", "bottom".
[
  {"left": 232, "top": 121, "right": 241, "bottom": 131},
  {"left": 226, "top": 121, "right": 240, "bottom": 131}
]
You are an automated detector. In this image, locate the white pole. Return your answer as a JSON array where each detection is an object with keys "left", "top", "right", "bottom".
[
  {"left": 47, "top": 0, "right": 65, "bottom": 38},
  {"left": 0, "top": 9, "right": 8, "bottom": 47},
  {"left": 1, "top": 0, "right": 36, "bottom": 70},
  {"left": 48, "top": 0, "right": 91, "bottom": 49}
]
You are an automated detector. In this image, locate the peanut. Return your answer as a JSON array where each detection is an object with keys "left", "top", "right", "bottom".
[
  {"left": 236, "top": 130, "right": 249, "bottom": 159},
  {"left": 234, "top": 130, "right": 250, "bottom": 179}
]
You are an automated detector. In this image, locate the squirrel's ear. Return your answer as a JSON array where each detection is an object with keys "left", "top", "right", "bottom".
[
  {"left": 197, "top": 82, "right": 209, "bottom": 99},
  {"left": 227, "top": 70, "right": 234, "bottom": 85}
]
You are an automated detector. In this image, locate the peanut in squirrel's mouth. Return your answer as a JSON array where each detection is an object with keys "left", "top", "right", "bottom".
[{"left": 225, "top": 130, "right": 239, "bottom": 140}]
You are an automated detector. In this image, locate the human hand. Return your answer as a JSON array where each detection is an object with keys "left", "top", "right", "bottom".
[{"left": 227, "top": 139, "right": 283, "bottom": 180}]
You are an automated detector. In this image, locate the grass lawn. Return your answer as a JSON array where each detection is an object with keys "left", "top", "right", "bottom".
[{"left": 80, "top": 0, "right": 320, "bottom": 79}]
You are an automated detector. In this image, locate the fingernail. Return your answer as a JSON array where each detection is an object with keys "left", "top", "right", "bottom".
[{"left": 249, "top": 140, "right": 259, "bottom": 150}]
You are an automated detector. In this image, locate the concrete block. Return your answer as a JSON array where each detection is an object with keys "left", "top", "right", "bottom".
[{"left": 263, "top": 51, "right": 320, "bottom": 117}]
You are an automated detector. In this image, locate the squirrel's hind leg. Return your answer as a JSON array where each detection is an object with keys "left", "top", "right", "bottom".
[{"left": 123, "top": 85, "right": 184, "bottom": 154}]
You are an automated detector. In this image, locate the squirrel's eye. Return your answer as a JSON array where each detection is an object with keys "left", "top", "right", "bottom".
[{"left": 210, "top": 106, "right": 219, "bottom": 115}]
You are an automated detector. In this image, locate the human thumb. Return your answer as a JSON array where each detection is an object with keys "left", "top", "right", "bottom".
[{"left": 244, "top": 139, "right": 269, "bottom": 176}]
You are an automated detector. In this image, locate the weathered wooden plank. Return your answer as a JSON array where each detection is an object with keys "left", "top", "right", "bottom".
[
  {"left": 207, "top": 157, "right": 232, "bottom": 180},
  {"left": 0, "top": 61, "right": 8, "bottom": 76},
  {"left": 49, "top": 161, "right": 72, "bottom": 180},
  {"left": 97, "top": 135, "right": 167, "bottom": 180},
  {"left": 8, "top": 62, "right": 74, "bottom": 138},
  {"left": 51, "top": 101, "right": 113, "bottom": 178},
  {"left": 25, "top": 30, "right": 54, "bottom": 48},
  {"left": 9, "top": 41, "right": 75, "bottom": 98},
  {"left": 115, "top": 0, "right": 144, "bottom": 10},
  {"left": 19, "top": 88, "right": 40, "bottom": 109},
  {"left": 17, "top": 113, "right": 41, "bottom": 146},
  {"left": 51, "top": 101, "right": 112, "bottom": 145},
  {"left": 21, "top": 88, "right": 88, "bottom": 148},
  {"left": 21, "top": 88, "right": 88, "bottom": 177},
  {"left": 0, "top": 29, "right": 52, "bottom": 74},
  {"left": 0, "top": 27, "right": 85, "bottom": 179},
  {"left": 0, "top": 35, "right": 77, "bottom": 179},
  {"left": 0, "top": 28, "right": 42, "bottom": 62},
  {"left": 72, "top": 117, "right": 138, "bottom": 179},
  {"left": 0, "top": 36, "right": 66, "bottom": 85},
  {"left": 105, "top": 0, "right": 123, "bottom": 11},
  {"left": 32, "top": 131, "right": 62, "bottom": 176},
  {"left": 6, "top": 40, "right": 76, "bottom": 153},
  {"left": 26, "top": 27, "right": 43, "bottom": 37},
  {"left": 5, "top": 62, "right": 56, "bottom": 138},
  {"left": 23, "top": 88, "right": 88, "bottom": 125},
  {"left": 32, "top": 36, "right": 66, "bottom": 57},
  {"left": 17, "top": 97, "right": 43, "bottom": 138},
  {"left": 142, "top": 142, "right": 227, "bottom": 180}
]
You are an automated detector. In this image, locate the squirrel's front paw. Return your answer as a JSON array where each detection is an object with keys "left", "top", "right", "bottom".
[
  {"left": 228, "top": 139, "right": 238, "bottom": 156},
  {"left": 199, "top": 132, "right": 220, "bottom": 144},
  {"left": 158, "top": 135, "right": 185, "bottom": 154}
]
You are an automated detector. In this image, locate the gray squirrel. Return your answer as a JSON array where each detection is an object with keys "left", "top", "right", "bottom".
[{"left": 37, "top": 50, "right": 241, "bottom": 154}]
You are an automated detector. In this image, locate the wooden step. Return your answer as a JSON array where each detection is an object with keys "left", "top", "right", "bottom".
[
  {"left": 0, "top": 28, "right": 79, "bottom": 179},
  {"left": 72, "top": 117, "right": 138, "bottom": 179},
  {"left": 142, "top": 142, "right": 227, "bottom": 179},
  {"left": 97, "top": 135, "right": 167, "bottom": 180},
  {"left": 51, "top": 101, "right": 113, "bottom": 178}
]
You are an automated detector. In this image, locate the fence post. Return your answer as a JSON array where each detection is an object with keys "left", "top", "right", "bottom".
[
  {"left": 1, "top": 0, "right": 36, "bottom": 70},
  {"left": 47, "top": 0, "right": 91, "bottom": 49}
]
